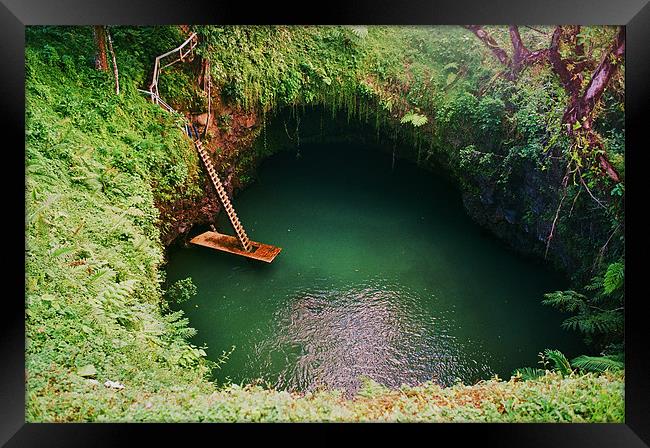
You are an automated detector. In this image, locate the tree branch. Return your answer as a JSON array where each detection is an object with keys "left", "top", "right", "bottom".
[
  {"left": 565, "top": 27, "right": 625, "bottom": 183},
  {"left": 467, "top": 25, "right": 548, "bottom": 79},
  {"left": 524, "top": 25, "right": 551, "bottom": 36},
  {"left": 466, "top": 25, "right": 624, "bottom": 184},
  {"left": 508, "top": 26, "right": 547, "bottom": 70},
  {"left": 548, "top": 26, "right": 581, "bottom": 95},
  {"left": 465, "top": 26, "right": 511, "bottom": 67},
  {"left": 545, "top": 171, "right": 570, "bottom": 259},
  {"left": 576, "top": 26, "right": 625, "bottom": 121}
]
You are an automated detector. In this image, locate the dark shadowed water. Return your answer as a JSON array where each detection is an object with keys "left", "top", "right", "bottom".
[{"left": 165, "top": 141, "right": 584, "bottom": 395}]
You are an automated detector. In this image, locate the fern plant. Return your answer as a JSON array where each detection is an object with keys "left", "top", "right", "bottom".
[
  {"left": 543, "top": 349, "right": 573, "bottom": 376},
  {"left": 514, "top": 347, "right": 625, "bottom": 380},
  {"left": 94, "top": 279, "right": 139, "bottom": 329},
  {"left": 542, "top": 260, "right": 624, "bottom": 350},
  {"left": 513, "top": 349, "right": 574, "bottom": 380},
  {"left": 400, "top": 111, "right": 428, "bottom": 127},
  {"left": 571, "top": 355, "right": 623, "bottom": 373},
  {"left": 603, "top": 262, "right": 624, "bottom": 295},
  {"left": 344, "top": 26, "right": 368, "bottom": 39}
]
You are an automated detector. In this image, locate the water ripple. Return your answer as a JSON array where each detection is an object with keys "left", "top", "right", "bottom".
[{"left": 249, "top": 279, "right": 493, "bottom": 395}]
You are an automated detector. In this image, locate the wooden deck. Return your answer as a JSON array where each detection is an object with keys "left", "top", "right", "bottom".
[{"left": 190, "top": 231, "right": 282, "bottom": 263}]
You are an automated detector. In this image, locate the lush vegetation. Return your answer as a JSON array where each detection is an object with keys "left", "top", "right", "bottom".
[
  {"left": 28, "top": 370, "right": 623, "bottom": 422},
  {"left": 25, "top": 25, "right": 624, "bottom": 422},
  {"left": 25, "top": 26, "right": 213, "bottom": 421}
]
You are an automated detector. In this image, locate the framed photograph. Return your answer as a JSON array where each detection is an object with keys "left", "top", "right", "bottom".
[{"left": 4, "top": 0, "right": 649, "bottom": 444}]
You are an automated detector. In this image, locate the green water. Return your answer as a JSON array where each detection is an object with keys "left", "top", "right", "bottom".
[{"left": 166, "top": 141, "right": 584, "bottom": 394}]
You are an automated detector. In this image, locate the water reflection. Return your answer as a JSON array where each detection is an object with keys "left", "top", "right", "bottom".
[{"left": 251, "top": 279, "right": 493, "bottom": 395}]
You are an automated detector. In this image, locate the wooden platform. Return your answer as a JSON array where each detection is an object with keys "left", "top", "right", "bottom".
[{"left": 189, "top": 231, "right": 282, "bottom": 263}]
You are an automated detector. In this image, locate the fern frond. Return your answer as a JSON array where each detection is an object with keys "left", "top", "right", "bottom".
[
  {"left": 584, "top": 275, "right": 604, "bottom": 292},
  {"left": 98, "top": 279, "right": 138, "bottom": 304},
  {"left": 544, "top": 349, "right": 573, "bottom": 376},
  {"left": 27, "top": 193, "right": 62, "bottom": 224},
  {"left": 344, "top": 26, "right": 368, "bottom": 39},
  {"left": 542, "top": 290, "right": 588, "bottom": 313},
  {"left": 400, "top": 111, "right": 428, "bottom": 127},
  {"left": 162, "top": 309, "right": 186, "bottom": 324},
  {"left": 562, "top": 311, "right": 623, "bottom": 335},
  {"left": 443, "top": 62, "right": 458, "bottom": 72},
  {"left": 26, "top": 155, "right": 61, "bottom": 186},
  {"left": 603, "top": 262, "right": 624, "bottom": 295},
  {"left": 571, "top": 355, "right": 623, "bottom": 373}
]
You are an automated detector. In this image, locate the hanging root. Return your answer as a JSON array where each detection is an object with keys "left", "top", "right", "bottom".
[
  {"left": 283, "top": 120, "right": 294, "bottom": 141},
  {"left": 567, "top": 189, "right": 581, "bottom": 218},
  {"left": 578, "top": 170, "right": 607, "bottom": 210},
  {"left": 545, "top": 171, "right": 570, "bottom": 259},
  {"left": 594, "top": 223, "right": 622, "bottom": 270}
]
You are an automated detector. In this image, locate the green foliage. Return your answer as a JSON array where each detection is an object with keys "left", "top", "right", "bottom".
[
  {"left": 603, "top": 262, "right": 624, "bottom": 295},
  {"left": 515, "top": 346, "right": 624, "bottom": 387},
  {"left": 357, "top": 376, "right": 391, "bottom": 398},
  {"left": 165, "top": 277, "right": 198, "bottom": 304},
  {"left": 571, "top": 355, "right": 623, "bottom": 373},
  {"left": 218, "top": 112, "right": 233, "bottom": 132},
  {"left": 26, "top": 25, "right": 209, "bottom": 422},
  {"left": 28, "top": 371, "right": 624, "bottom": 422},
  {"left": 543, "top": 349, "right": 573, "bottom": 376},
  {"left": 542, "top": 290, "right": 589, "bottom": 313},
  {"left": 543, "top": 260, "right": 624, "bottom": 351},
  {"left": 562, "top": 311, "right": 623, "bottom": 336},
  {"left": 199, "top": 26, "right": 364, "bottom": 112},
  {"left": 512, "top": 367, "right": 546, "bottom": 381},
  {"left": 214, "top": 345, "right": 237, "bottom": 370},
  {"left": 77, "top": 364, "right": 98, "bottom": 378},
  {"left": 400, "top": 111, "right": 428, "bottom": 127},
  {"left": 515, "top": 349, "right": 574, "bottom": 380},
  {"left": 344, "top": 26, "right": 369, "bottom": 39}
]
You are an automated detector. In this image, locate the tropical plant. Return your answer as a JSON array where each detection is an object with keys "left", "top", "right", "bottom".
[
  {"left": 542, "top": 260, "right": 624, "bottom": 350},
  {"left": 400, "top": 111, "right": 428, "bottom": 127},
  {"left": 571, "top": 354, "right": 623, "bottom": 373},
  {"left": 514, "top": 348, "right": 624, "bottom": 380},
  {"left": 513, "top": 348, "right": 573, "bottom": 379}
]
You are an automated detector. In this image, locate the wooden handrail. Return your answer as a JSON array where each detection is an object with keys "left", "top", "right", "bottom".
[
  {"left": 137, "top": 89, "right": 177, "bottom": 113},
  {"left": 148, "top": 32, "right": 198, "bottom": 98}
]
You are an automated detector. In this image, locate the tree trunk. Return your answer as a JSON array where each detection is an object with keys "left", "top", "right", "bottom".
[
  {"left": 93, "top": 26, "right": 109, "bottom": 71},
  {"left": 561, "top": 27, "right": 625, "bottom": 183}
]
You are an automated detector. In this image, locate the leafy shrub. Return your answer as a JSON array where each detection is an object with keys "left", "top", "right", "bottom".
[{"left": 165, "top": 277, "right": 198, "bottom": 304}]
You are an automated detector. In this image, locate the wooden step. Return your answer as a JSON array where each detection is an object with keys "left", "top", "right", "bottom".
[{"left": 190, "top": 231, "right": 280, "bottom": 262}]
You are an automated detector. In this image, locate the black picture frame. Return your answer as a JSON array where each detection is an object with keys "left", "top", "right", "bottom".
[{"left": 4, "top": 0, "right": 649, "bottom": 445}]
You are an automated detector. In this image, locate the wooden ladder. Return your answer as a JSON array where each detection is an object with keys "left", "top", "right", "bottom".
[
  {"left": 141, "top": 30, "right": 274, "bottom": 257},
  {"left": 194, "top": 139, "right": 253, "bottom": 252}
]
